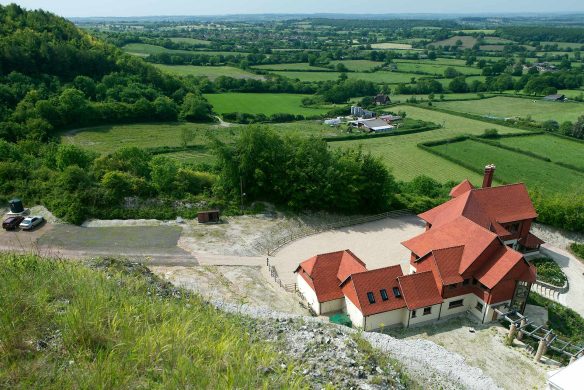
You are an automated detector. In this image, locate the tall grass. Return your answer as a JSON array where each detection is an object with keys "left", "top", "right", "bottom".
[{"left": 0, "top": 254, "right": 306, "bottom": 389}]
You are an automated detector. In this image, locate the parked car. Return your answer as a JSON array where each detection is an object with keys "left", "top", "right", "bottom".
[
  {"left": 19, "top": 216, "right": 44, "bottom": 231},
  {"left": 2, "top": 216, "right": 24, "bottom": 230}
]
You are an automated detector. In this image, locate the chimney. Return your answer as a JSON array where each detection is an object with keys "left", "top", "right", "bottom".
[{"left": 482, "top": 164, "right": 496, "bottom": 188}]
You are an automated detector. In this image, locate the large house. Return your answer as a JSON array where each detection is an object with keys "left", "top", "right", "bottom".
[{"left": 295, "top": 165, "right": 542, "bottom": 330}]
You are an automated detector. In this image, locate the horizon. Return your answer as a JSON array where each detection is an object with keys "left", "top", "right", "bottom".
[{"left": 2, "top": 0, "right": 584, "bottom": 18}]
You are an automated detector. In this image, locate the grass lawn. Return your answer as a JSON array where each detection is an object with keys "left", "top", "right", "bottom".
[
  {"left": 393, "top": 61, "right": 480, "bottom": 76},
  {"left": 205, "top": 93, "right": 333, "bottom": 116},
  {"left": 153, "top": 64, "right": 264, "bottom": 80},
  {"left": 371, "top": 42, "right": 413, "bottom": 50},
  {"left": 497, "top": 134, "right": 584, "bottom": 171},
  {"left": 429, "top": 139, "right": 584, "bottom": 194},
  {"left": 328, "top": 105, "right": 522, "bottom": 183},
  {"left": 434, "top": 96, "right": 584, "bottom": 123}
]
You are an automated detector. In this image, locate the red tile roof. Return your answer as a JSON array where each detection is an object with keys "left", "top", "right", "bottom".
[
  {"left": 449, "top": 179, "right": 474, "bottom": 198},
  {"left": 397, "top": 271, "right": 443, "bottom": 310},
  {"left": 420, "top": 183, "right": 538, "bottom": 234},
  {"left": 295, "top": 250, "right": 367, "bottom": 303},
  {"left": 520, "top": 232, "right": 545, "bottom": 249},
  {"left": 475, "top": 246, "right": 536, "bottom": 288},
  {"left": 403, "top": 216, "right": 498, "bottom": 274},
  {"left": 341, "top": 266, "right": 406, "bottom": 316},
  {"left": 427, "top": 246, "right": 465, "bottom": 285}
]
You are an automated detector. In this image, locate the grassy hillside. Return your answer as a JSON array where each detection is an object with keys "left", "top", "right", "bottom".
[
  {"left": 0, "top": 254, "right": 305, "bottom": 388},
  {"left": 153, "top": 64, "right": 264, "bottom": 80}
]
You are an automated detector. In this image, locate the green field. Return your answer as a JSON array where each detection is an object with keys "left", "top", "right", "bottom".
[
  {"left": 435, "top": 96, "right": 584, "bottom": 122},
  {"left": 481, "top": 37, "right": 515, "bottom": 45},
  {"left": 253, "top": 63, "right": 329, "bottom": 71},
  {"left": 370, "top": 42, "right": 414, "bottom": 50},
  {"left": 153, "top": 64, "right": 264, "bottom": 80},
  {"left": 271, "top": 70, "right": 429, "bottom": 83},
  {"left": 330, "top": 60, "right": 384, "bottom": 71},
  {"left": 431, "top": 36, "right": 478, "bottom": 49},
  {"left": 169, "top": 37, "right": 211, "bottom": 45},
  {"left": 62, "top": 122, "right": 222, "bottom": 155},
  {"left": 122, "top": 43, "right": 197, "bottom": 56},
  {"left": 541, "top": 41, "right": 584, "bottom": 49},
  {"left": 122, "top": 44, "right": 248, "bottom": 58},
  {"left": 395, "top": 58, "right": 468, "bottom": 67},
  {"left": 393, "top": 61, "right": 480, "bottom": 76},
  {"left": 429, "top": 139, "right": 584, "bottom": 194},
  {"left": 329, "top": 105, "right": 523, "bottom": 183},
  {"left": 390, "top": 93, "right": 496, "bottom": 102},
  {"left": 497, "top": 134, "right": 584, "bottom": 170},
  {"left": 205, "top": 93, "right": 333, "bottom": 116}
]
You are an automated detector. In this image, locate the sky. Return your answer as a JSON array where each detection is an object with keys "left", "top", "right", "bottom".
[{"left": 2, "top": 0, "right": 584, "bottom": 17}]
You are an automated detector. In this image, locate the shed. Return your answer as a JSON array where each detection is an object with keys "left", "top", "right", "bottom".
[
  {"left": 197, "top": 210, "right": 220, "bottom": 224},
  {"left": 373, "top": 94, "right": 390, "bottom": 105},
  {"left": 543, "top": 94, "right": 566, "bottom": 102}
]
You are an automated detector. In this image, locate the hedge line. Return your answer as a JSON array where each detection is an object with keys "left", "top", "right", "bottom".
[{"left": 473, "top": 137, "right": 552, "bottom": 162}]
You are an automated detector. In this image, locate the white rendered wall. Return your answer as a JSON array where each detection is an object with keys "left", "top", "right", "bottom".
[
  {"left": 364, "top": 308, "right": 404, "bottom": 331},
  {"left": 407, "top": 303, "right": 442, "bottom": 327},
  {"left": 296, "top": 274, "right": 321, "bottom": 314},
  {"left": 321, "top": 298, "right": 344, "bottom": 314},
  {"left": 345, "top": 297, "right": 365, "bottom": 329}
]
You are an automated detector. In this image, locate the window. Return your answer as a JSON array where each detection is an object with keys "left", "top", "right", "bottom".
[
  {"left": 475, "top": 302, "right": 484, "bottom": 312},
  {"left": 423, "top": 307, "right": 432, "bottom": 316},
  {"left": 463, "top": 279, "right": 470, "bottom": 286},
  {"left": 392, "top": 287, "right": 401, "bottom": 298},
  {"left": 411, "top": 310, "right": 417, "bottom": 318},
  {"left": 380, "top": 289, "right": 389, "bottom": 301},
  {"left": 472, "top": 278, "right": 478, "bottom": 285},
  {"left": 367, "top": 292, "right": 376, "bottom": 304},
  {"left": 449, "top": 299, "right": 464, "bottom": 309}
]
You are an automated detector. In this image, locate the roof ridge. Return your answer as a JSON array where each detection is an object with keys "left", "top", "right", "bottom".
[{"left": 470, "top": 182, "right": 526, "bottom": 192}]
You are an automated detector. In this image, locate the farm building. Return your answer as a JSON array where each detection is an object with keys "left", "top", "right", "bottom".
[
  {"left": 295, "top": 165, "right": 543, "bottom": 330},
  {"left": 543, "top": 94, "right": 567, "bottom": 102},
  {"left": 324, "top": 117, "right": 343, "bottom": 126},
  {"left": 350, "top": 106, "right": 376, "bottom": 119},
  {"left": 373, "top": 94, "right": 390, "bottom": 105},
  {"left": 379, "top": 114, "right": 402, "bottom": 123},
  {"left": 349, "top": 118, "right": 394, "bottom": 133}
]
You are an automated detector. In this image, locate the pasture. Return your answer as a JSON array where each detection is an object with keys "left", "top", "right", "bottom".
[
  {"left": 169, "top": 37, "right": 211, "bottom": 45},
  {"left": 390, "top": 93, "right": 495, "bottom": 102},
  {"left": 122, "top": 43, "right": 195, "bottom": 56},
  {"left": 205, "top": 93, "right": 333, "bottom": 116},
  {"left": 253, "top": 63, "right": 329, "bottom": 71},
  {"left": 497, "top": 134, "right": 584, "bottom": 171},
  {"left": 272, "top": 70, "right": 428, "bottom": 83},
  {"left": 153, "top": 64, "right": 264, "bottom": 80},
  {"left": 429, "top": 139, "right": 584, "bottom": 194},
  {"left": 328, "top": 105, "right": 522, "bottom": 183},
  {"left": 394, "top": 61, "right": 480, "bottom": 76},
  {"left": 434, "top": 96, "right": 584, "bottom": 123},
  {"left": 431, "top": 36, "right": 478, "bottom": 49},
  {"left": 371, "top": 42, "right": 414, "bottom": 50},
  {"left": 541, "top": 41, "right": 584, "bottom": 50},
  {"left": 330, "top": 60, "right": 384, "bottom": 71}
]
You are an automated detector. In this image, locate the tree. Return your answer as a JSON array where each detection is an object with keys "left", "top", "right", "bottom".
[
  {"left": 149, "top": 156, "right": 179, "bottom": 194},
  {"left": 449, "top": 76, "right": 469, "bottom": 93},
  {"left": 179, "top": 93, "right": 212, "bottom": 122},
  {"left": 443, "top": 67, "right": 460, "bottom": 78},
  {"left": 335, "top": 63, "right": 349, "bottom": 72},
  {"left": 572, "top": 116, "right": 584, "bottom": 139},
  {"left": 55, "top": 144, "right": 93, "bottom": 171}
]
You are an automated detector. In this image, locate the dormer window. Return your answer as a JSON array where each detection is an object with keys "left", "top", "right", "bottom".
[
  {"left": 367, "top": 292, "right": 376, "bottom": 304},
  {"left": 392, "top": 287, "right": 401, "bottom": 298},
  {"left": 507, "top": 222, "right": 520, "bottom": 234},
  {"left": 380, "top": 289, "right": 389, "bottom": 301}
]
